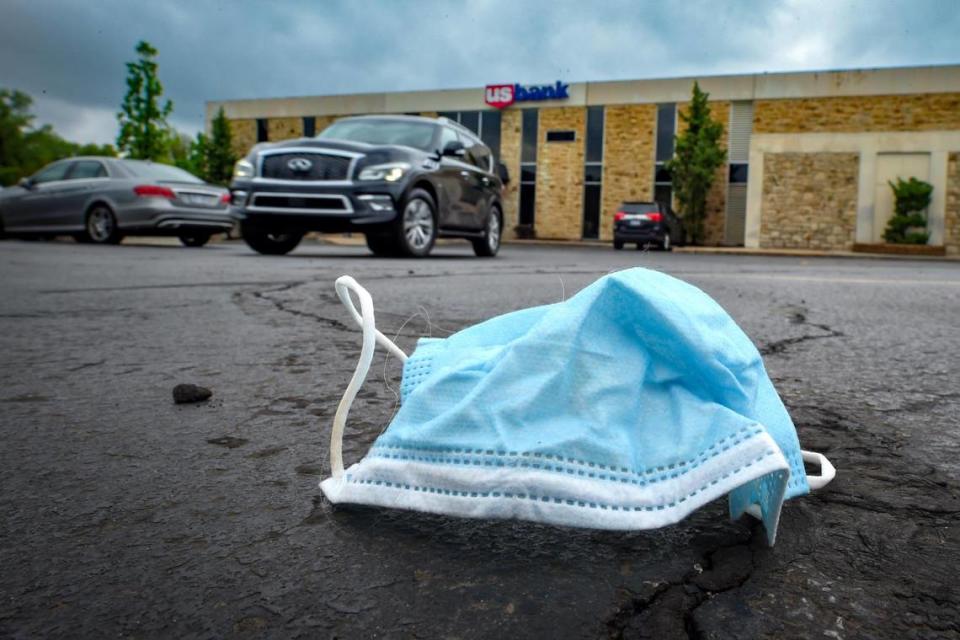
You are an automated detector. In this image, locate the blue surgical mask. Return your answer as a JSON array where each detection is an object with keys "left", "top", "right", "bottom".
[{"left": 321, "top": 268, "right": 834, "bottom": 545}]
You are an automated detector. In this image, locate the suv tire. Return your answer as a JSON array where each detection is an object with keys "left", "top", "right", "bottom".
[
  {"left": 241, "top": 221, "right": 304, "bottom": 255},
  {"left": 366, "top": 232, "right": 398, "bottom": 257},
  {"left": 472, "top": 208, "right": 502, "bottom": 257},
  {"left": 395, "top": 188, "right": 436, "bottom": 257}
]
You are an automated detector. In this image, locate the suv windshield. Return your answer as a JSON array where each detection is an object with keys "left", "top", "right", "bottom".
[
  {"left": 123, "top": 160, "right": 203, "bottom": 184},
  {"left": 318, "top": 119, "right": 436, "bottom": 151}
]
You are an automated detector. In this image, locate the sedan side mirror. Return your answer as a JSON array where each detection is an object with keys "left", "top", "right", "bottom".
[
  {"left": 441, "top": 140, "right": 466, "bottom": 157},
  {"left": 18, "top": 177, "right": 34, "bottom": 190},
  {"left": 496, "top": 162, "right": 510, "bottom": 185}
]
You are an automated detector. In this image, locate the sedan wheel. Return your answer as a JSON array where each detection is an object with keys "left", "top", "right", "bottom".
[{"left": 85, "top": 206, "right": 122, "bottom": 244}]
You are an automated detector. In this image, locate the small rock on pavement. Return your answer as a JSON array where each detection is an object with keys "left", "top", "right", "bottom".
[{"left": 172, "top": 383, "right": 213, "bottom": 404}]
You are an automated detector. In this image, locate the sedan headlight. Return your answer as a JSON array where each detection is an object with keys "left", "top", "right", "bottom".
[
  {"left": 233, "top": 159, "right": 255, "bottom": 179},
  {"left": 357, "top": 162, "right": 410, "bottom": 182}
]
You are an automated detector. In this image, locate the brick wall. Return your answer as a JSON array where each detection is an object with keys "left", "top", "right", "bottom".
[
  {"left": 499, "top": 109, "right": 522, "bottom": 240},
  {"left": 534, "top": 107, "right": 586, "bottom": 240},
  {"left": 267, "top": 117, "right": 302, "bottom": 141},
  {"left": 946, "top": 152, "right": 960, "bottom": 256},
  {"left": 759, "top": 152, "right": 859, "bottom": 250},
  {"left": 600, "top": 105, "right": 656, "bottom": 241},
  {"left": 677, "top": 100, "right": 730, "bottom": 245},
  {"left": 230, "top": 119, "right": 257, "bottom": 158},
  {"left": 754, "top": 93, "right": 960, "bottom": 134}
]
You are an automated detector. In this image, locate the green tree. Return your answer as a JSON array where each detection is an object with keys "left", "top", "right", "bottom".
[
  {"left": 0, "top": 88, "right": 116, "bottom": 186},
  {"left": 665, "top": 82, "right": 726, "bottom": 245},
  {"left": 204, "top": 107, "right": 236, "bottom": 185},
  {"left": 883, "top": 177, "right": 932, "bottom": 244},
  {"left": 0, "top": 89, "right": 34, "bottom": 185},
  {"left": 116, "top": 40, "right": 173, "bottom": 160}
]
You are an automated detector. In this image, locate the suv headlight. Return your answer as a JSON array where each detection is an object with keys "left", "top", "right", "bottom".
[
  {"left": 233, "top": 159, "right": 255, "bottom": 179},
  {"left": 357, "top": 162, "right": 410, "bottom": 182}
]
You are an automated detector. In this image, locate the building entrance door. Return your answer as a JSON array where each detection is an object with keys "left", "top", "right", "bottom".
[{"left": 873, "top": 153, "right": 930, "bottom": 243}]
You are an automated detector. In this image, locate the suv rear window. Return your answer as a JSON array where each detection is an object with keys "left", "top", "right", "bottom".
[{"left": 621, "top": 202, "right": 659, "bottom": 213}]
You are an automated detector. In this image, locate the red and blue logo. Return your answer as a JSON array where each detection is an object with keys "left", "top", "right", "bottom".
[{"left": 484, "top": 81, "right": 570, "bottom": 109}]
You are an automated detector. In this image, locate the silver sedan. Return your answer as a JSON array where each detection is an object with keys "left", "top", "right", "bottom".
[{"left": 0, "top": 157, "right": 234, "bottom": 247}]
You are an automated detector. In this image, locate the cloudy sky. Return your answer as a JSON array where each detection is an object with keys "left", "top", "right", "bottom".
[{"left": 2, "top": 0, "right": 958, "bottom": 145}]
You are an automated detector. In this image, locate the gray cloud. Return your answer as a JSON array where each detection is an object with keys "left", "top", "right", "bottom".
[{"left": 2, "top": 0, "right": 958, "bottom": 145}]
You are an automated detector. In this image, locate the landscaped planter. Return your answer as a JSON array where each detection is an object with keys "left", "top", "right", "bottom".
[{"left": 852, "top": 243, "right": 946, "bottom": 256}]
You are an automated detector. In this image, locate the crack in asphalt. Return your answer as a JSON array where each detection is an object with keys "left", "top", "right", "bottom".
[{"left": 760, "top": 305, "right": 844, "bottom": 356}]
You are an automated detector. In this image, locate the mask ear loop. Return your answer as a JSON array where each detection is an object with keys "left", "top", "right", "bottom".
[
  {"left": 330, "top": 276, "right": 408, "bottom": 479},
  {"left": 800, "top": 450, "right": 836, "bottom": 490}
]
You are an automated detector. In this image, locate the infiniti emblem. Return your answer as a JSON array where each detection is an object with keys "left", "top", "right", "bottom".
[{"left": 287, "top": 157, "right": 313, "bottom": 172}]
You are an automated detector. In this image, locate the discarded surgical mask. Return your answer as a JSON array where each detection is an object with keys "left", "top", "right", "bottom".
[{"left": 320, "top": 268, "right": 835, "bottom": 544}]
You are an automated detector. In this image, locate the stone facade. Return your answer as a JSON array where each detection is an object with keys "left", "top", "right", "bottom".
[
  {"left": 499, "top": 109, "right": 522, "bottom": 240},
  {"left": 759, "top": 152, "right": 859, "bottom": 250},
  {"left": 230, "top": 119, "right": 257, "bottom": 158},
  {"left": 600, "top": 105, "right": 657, "bottom": 241},
  {"left": 534, "top": 107, "right": 586, "bottom": 240},
  {"left": 754, "top": 93, "right": 960, "bottom": 134},
  {"left": 267, "top": 117, "right": 302, "bottom": 141},
  {"left": 946, "top": 152, "right": 960, "bottom": 256}
]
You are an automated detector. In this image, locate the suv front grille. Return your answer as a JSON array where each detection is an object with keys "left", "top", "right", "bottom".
[
  {"left": 249, "top": 193, "right": 352, "bottom": 213},
  {"left": 260, "top": 153, "right": 352, "bottom": 181}
]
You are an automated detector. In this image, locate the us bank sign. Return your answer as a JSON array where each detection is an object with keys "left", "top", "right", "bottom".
[{"left": 484, "top": 81, "right": 570, "bottom": 109}]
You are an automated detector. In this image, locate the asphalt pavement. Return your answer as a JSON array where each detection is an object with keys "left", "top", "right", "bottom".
[{"left": 1, "top": 238, "right": 958, "bottom": 639}]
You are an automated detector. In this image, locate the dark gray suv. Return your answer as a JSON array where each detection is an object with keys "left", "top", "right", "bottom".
[{"left": 230, "top": 115, "right": 505, "bottom": 258}]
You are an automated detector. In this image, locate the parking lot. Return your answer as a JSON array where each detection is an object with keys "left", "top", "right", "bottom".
[{"left": 1, "top": 238, "right": 959, "bottom": 639}]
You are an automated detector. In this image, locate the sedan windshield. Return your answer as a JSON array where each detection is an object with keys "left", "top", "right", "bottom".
[
  {"left": 122, "top": 160, "right": 204, "bottom": 184},
  {"left": 318, "top": 119, "right": 436, "bottom": 151}
]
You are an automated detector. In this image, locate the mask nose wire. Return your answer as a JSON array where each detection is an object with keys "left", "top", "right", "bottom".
[
  {"left": 329, "top": 276, "right": 409, "bottom": 480},
  {"left": 800, "top": 450, "right": 836, "bottom": 490}
]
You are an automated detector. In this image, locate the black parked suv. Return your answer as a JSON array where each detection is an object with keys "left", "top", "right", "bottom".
[
  {"left": 612, "top": 201, "right": 686, "bottom": 251},
  {"left": 230, "top": 115, "right": 505, "bottom": 257}
]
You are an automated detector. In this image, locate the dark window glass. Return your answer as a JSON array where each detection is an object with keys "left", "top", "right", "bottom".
[
  {"left": 729, "top": 163, "right": 749, "bottom": 183},
  {"left": 480, "top": 111, "right": 501, "bottom": 161},
  {"left": 654, "top": 164, "right": 672, "bottom": 184},
  {"left": 33, "top": 161, "right": 71, "bottom": 184},
  {"left": 655, "top": 104, "right": 675, "bottom": 162},
  {"left": 469, "top": 143, "right": 492, "bottom": 172},
  {"left": 585, "top": 106, "right": 604, "bottom": 163},
  {"left": 584, "top": 164, "right": 603, "bottom": 183},
  {"left": 123, "top": 160, "right": 203, "bottom": 183},
  {"left": 622, "top": 202, "right": 660, "bottom": 214},
  {"left": 256, "top": 118, "right": 269, "bottom": 142},
  {"left": 519, "top": 183, "right": 536, "bottom": 225},
  {"left": 655, "top": 184, "right": 672, "bottom": 207},
  {"left": 546, "top": 130, "right": 576, "bottom": 142},
  {"left": 303, "top": 117, "right": 316, "bottom": 137},
  {"left": 521, "top": 109, "right": 538, "bottom": 163},
  {"left": 68, "top": 160, "right": 107, "bottom": 179},
  {"left": 459, "top": 111, "right": 480, "bottom": 135},
  {"left": 438, "top": 111, "right": 458, "bottom": 122},
  {"left": 582, "top": 184, "right": 601, "bottom": 239},
  {"left": 520, "top": 166, "right": 536, "bottom": 183},
  {"left": 439, "top": 126, "right": 459, "bottom": 152}
]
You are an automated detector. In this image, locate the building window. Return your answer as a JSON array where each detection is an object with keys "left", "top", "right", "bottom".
[
  {"left": 654, "top": 103, "right": 675, "bottom": 208},
  {"left": 256, "top": 118, "right": 269, "bottom": 142},
  {"left": 438, "top": 110, "right": 501, "bottom": 161},
  {"left": 519, "top": 109, "right": 538, "bottom": 227},
  {"left": 728, "top": 163, "right": 748, "bottom": 183},
  {"left": 302, "top": 117, "right": 316, "bottom": 137},
  {"left": 546, "top": 130, "right": 576, "bottom": 142},
  {"left": 582, "top": 106, "right": 604, "bottom": 239}
]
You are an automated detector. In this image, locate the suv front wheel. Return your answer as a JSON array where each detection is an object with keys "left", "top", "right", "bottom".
[
  {"left": 395, "top": 189, "right": 437, "bottom": 257},
  {"left": 241, "top": 221, "right": 304, "bottom": 255}
]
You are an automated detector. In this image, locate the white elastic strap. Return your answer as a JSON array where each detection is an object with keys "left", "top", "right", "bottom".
[
  {"left": 801, "top": 450, "right": 836, "bottom": 490},
  {"left": 330, "top": 276, "right": 408, "bottom": 479}
]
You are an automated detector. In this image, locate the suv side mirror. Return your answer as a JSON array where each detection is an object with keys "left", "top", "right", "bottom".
[
  {"left": 441, "top": 140, "right": 466, "bottom": 157},
  {"left": 18, "top": 177, "right": 34, "bottom": 190},
  {"left": 496, "top": 162, "right": 510, "bottom": 184}
]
